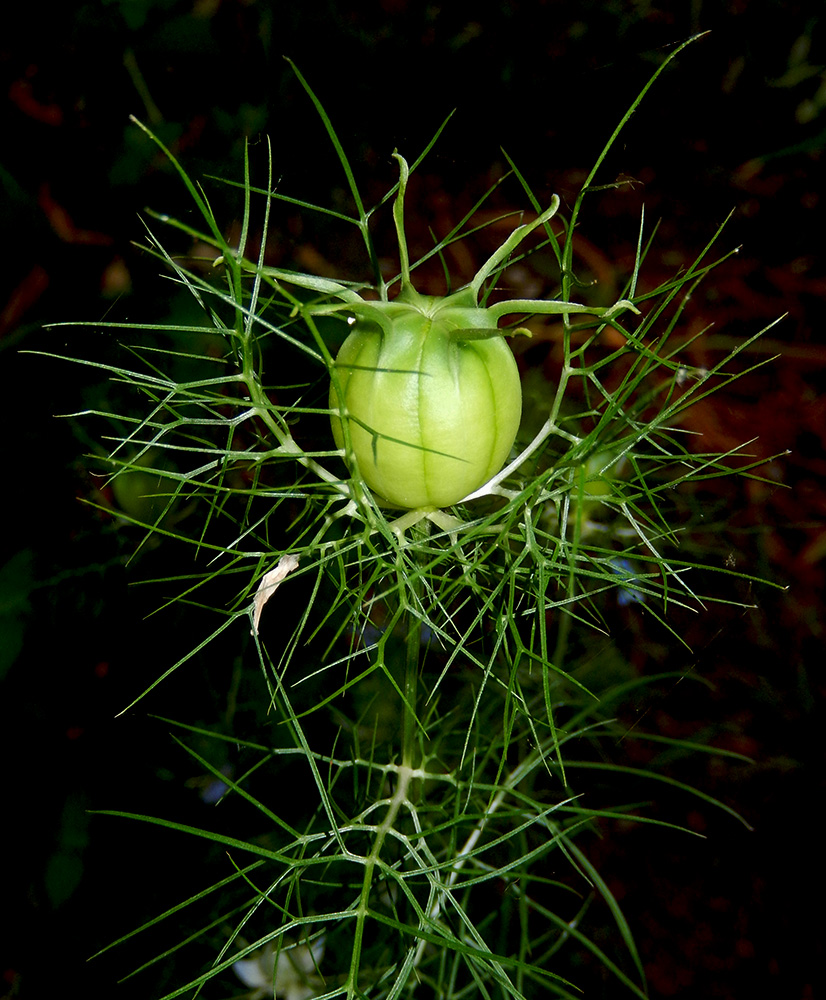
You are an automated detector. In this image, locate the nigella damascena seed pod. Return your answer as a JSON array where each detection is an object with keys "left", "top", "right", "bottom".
[{"left": 330, "top": 288, "right": 522, "bottom": 510}]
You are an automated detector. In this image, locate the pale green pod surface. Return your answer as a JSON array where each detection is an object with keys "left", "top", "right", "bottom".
[{"left": 330, "top": 314, "right": 521, "bottom": 509}]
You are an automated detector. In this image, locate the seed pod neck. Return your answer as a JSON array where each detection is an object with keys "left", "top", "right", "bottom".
[{"left": 348, "top": 283, "right": 505, "bottom": 345}]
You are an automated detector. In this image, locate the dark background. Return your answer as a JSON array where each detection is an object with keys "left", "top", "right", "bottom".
[{"left": 2, "top": 2, "right": 824, "bottom": 998}]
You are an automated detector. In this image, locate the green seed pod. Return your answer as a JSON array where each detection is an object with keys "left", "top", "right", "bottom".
[
  {"left": 308, "top": 151, "right": 636, "bottom": 512},
  {"left": 330, "top": 290, "right": 522, "bottom": 509}
]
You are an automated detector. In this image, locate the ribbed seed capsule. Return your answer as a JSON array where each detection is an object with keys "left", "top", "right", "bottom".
[
  {"left": 330, "top": 305, "right": 521, "bottom": 509},
  {"left": 324, "top": 153, "right": 639, "bottom": 510}
]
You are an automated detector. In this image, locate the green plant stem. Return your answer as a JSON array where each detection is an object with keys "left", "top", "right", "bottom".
[
  {"left": 345, "top": 525, "right": 428, "bottom": 996},
  {"left": 401, "top": 546, "right": 426, "bottom": 774},
  {"left": 347, "top": 764, "right": 414, "bottom": 998},
  {"left": 403, "top": 622, "right": 421, "bottom": 773}
]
